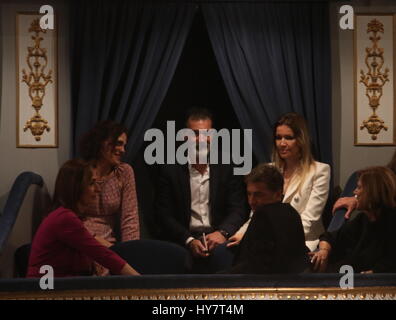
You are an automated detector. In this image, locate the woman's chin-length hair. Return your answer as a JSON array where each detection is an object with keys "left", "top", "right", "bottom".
[
  {"left": 52, "top": 159, "right": 92, "bottom": 216},
  {"left": 357, "top": 166, "right": 396, "bottom": 219}
]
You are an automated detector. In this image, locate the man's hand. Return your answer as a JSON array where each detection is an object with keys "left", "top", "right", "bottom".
[
  {"left": 205, "top": 231, "right": 226, "bottom": 251},
  {"left": 188, "top": 239, "right": 210, "bottom": 258},
  {"left": 332, "top": 196, "right": 358, "bottom": 219},
  {"left": 226, "top": 233, "right": 243, "bottom": 248}
]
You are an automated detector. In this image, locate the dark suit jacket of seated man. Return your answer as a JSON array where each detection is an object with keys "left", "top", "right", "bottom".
[
  {"left": 229, "top": 202, "right": 311, "bottom": 274},
  {"left": 156, "top": 162, "right": 249, "bottom": 272}
]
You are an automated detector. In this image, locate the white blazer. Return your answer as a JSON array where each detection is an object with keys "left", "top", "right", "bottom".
[{"left": 283, "top": 161, "right": 330, "bottom": 251}]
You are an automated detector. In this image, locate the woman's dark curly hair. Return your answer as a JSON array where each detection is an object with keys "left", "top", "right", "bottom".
[{"left": 79, "top": 120, "right": 128, "bottom": 161}]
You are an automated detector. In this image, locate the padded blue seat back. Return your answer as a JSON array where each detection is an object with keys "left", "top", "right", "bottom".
[
  {"left": 327, "top": 171, "right": 358, "bottom": 232},
  {"left": 0, "top": 172, "right": 43, "bottom": 254},
  {"left": 111, "top": 239, "right": 191, "bottom": 274}
]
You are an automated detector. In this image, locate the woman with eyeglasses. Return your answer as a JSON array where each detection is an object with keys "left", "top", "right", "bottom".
[
  {"left": 310, "top": 166, "right": 396, "bottom": 273},
  {"left": 27, "top": 159, "right": 140, "bottom": 277}
]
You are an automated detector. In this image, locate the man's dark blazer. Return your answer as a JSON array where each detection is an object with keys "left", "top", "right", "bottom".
[
  {"left": 156, "top": 163, "right": 249, "bottom": 245},
  {"left": 229, "top": 202, "right": 311, "bottom": 274}
]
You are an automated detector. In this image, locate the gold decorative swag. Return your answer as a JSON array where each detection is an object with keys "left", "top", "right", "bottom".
[
  {"left": 359, "top": 18, "right": 389, "bottom": 140},
  {"left": 22, "top": 18, "right": 52, "bottom": 141}
]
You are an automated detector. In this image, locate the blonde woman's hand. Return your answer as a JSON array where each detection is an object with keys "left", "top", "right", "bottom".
[{"left": 226, "top": 233, "right": 243, "bottom": 248}]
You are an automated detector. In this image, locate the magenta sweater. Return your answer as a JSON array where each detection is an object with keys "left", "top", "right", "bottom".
[{"left": 27, "top": 207, "right": 126, "bottom": 277}]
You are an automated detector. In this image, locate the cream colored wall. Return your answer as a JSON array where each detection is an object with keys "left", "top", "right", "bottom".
[
  {"left": 0, "top": 0, "right": 70, "bottom": 277},
  {"left": 331, "top": 1, "right": 396, "bottom": 188}
]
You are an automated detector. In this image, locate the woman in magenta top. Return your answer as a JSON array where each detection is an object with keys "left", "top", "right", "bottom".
[
  {"left": 27, "top": 159, "right": 140, "bottom": 277},
  {"left": 79, "top": 121, "right": 140, "bottom": 244}
]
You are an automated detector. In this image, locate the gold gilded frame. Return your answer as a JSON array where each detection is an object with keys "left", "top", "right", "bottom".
[
  {"left": 354, "top": 13, "right": 396, "bottom": 146},
  {"left": 16, "top": 12, "right": 58, "bottom": 148},
  {"left": 1, "top": 287, "right": 396, "bottom": 300}
]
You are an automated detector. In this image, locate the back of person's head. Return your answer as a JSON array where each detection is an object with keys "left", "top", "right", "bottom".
[
  {"left": 79, "top": 120, "right": 127, "bottom": 161},
  {"left": 271, "top": 112, "right": 314, "bottom": 169},
  {"left": 185, "top": 107, "right": 214, "bottom": 126},
  {"left": 357, "top": 166, "right": 396, "bottom": 217},
  {"left": 53, "top": 159, "right": 91, "bottom": 215},
  {"left": 245, "top": 163, "right": 284, "bottom": 193}
]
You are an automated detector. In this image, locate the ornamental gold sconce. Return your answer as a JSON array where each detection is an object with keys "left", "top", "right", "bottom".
[
  {"left": 17, "top": 13, "right": 57, "bottom": 148},
  {"left": 359, "top": 19, "right": 389, "bottom": 140},
  {"left": 21, "top": 18, "right": 52, "bottom": 141},
  {"left": 355, "top": 14, "right": 395, "bottom": 145}
]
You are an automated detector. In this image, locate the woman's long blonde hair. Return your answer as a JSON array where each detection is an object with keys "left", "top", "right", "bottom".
[{"left": 271, "top": 112, "right": 315, "bottom": 193}]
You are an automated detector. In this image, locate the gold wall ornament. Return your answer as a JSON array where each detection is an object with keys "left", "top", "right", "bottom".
[
  {"left": 21, "top": 18, "right": 52, "bottom": 141},
  {"left": 359, "top": 18, "right": 389, "bottom": 140}
]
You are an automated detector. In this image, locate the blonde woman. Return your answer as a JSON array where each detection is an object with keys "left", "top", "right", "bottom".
[{"left": 228, "top": 113, "right": 330, "bottom": 251}]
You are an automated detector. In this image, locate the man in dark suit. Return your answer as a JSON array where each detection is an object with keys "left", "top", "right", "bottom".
[
  {"left": 229, "top": 164, "right": 311, "bottom": 274},
  {"left": 156, "top": 108, "right": 249, "bottom": 273}
]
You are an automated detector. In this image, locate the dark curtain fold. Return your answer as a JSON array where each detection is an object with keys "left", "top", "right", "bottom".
[
  {"left": 71, "top": 0, "right": 195, "bottom": 160},
  {"left": 202, "top": 2, "right": 332, "bottom": 165}
]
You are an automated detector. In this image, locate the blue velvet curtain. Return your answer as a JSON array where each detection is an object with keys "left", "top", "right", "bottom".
[
  {"left": 202, "top": 2, "right": 332, "bottom": 164},
  {"left": 71, "top": 0, "right": 195, "bottom": 160}
]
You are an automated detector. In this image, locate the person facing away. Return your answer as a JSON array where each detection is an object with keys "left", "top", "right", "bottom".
[
  {"left": 310, "top": 166, "right": 396, "bottom": 274},
  {"left": 27, "top": 159, "right": 140, "bottom": 277},
  {"left": 227, "top": 112, "right": 330, "bottom": 252},
  {"left": 156, "top": 107, "right": 249, "bottom": 273},
  {"left": 228, "top": 163, "right": 311, "bottom": 274}
]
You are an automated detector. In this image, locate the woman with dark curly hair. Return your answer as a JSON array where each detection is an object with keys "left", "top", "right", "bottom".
[{"left": 79, "top": 121, "right": 140, "bottom": 249}]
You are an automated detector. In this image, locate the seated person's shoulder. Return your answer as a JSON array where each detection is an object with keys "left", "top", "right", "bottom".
[
  {"left": 118, "top": 162, "right": 134, "bottom": 173},
  {"left": 116, "top": 163, "right": 138, "bottom": 183},
  {"left": 313, "top": 161, "right": 331, "bottom": 173},
  {"left": 257, "top": 202, "right": 294, "bottom": 212},
  {"left": 47, "top": 207, "right": 80, "bottom": 229},
  {"left": 253, "top": 202, "right": 292, "bottom": 219},
  {"left": 253, "top": 203, "right": 303, "bottom": 228}
]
